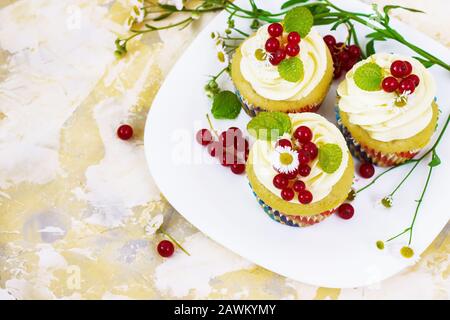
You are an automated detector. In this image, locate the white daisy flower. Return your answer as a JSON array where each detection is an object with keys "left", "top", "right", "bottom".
[
  {"left": 126, "top": 0, "right": 145, "bottom": 30},
  {"left": 159, "top": 0, "right": 184, "bottom": 10},
  {"left": 272, "top": 146, "right": 299, "bottom": 174},
  {"left": 216, "top": 45, "right": 229, "bottom": 66},
  {"left": 144, "top": 213, "right": 164, "bottom": 237}
]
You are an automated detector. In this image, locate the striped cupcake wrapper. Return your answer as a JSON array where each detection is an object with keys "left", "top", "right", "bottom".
[
  {"left": 335, "top": 107, "right": 419, "bottom": 167},
  {"left": 250, "top": 184, "right": 336, "bottom": 228},
  {"left": 236, "top": 90, "right": 321, "bottom": 118}
]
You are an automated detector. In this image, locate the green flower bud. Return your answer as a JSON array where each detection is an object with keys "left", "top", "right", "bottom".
[
  {"left": 381, "top": 196, "right": 393, "bottom": 208},
  {"left": 376, "top": 241, "right": 385, "bottom": 250},
  {"left": 250, "top": 19, "right": 260, "bottom": 30}
]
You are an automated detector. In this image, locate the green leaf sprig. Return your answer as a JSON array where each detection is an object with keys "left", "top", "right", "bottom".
[
  {"left": 355, "top": 114, "right": 449, "bottom": 257},
  {"left": 247, "top": 112, "right": 292, "bottom": 141}
]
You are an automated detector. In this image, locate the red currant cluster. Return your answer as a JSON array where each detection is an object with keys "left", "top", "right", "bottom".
[
  {"left": 265, "top": 22, "right": 301, "bottom": 66},
  {"left": 196, "top": 127, "right": 249, "bottom": 175},
  {"left": 382, "top": 60, "right": 420, "bottom": 94},
  {"left": 272, "top": 126, "right": 318, "bottom": 204},
  {"left": 323, "top": 35, "right": 361, "bottom": 79}
]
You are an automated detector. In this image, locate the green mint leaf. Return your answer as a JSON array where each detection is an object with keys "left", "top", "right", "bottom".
[
  {"left": 281, "top": 0, "right": 309, "bottom": 10},
  {"left": 428, "top": 150, "right": 441, "bottom": 167},
  {"left": 247, "top": 112, "right": 291, "bottom": 141},
  {"left": 318, "top": 143, "right": 343, "bottom": 174},
  {"left": 211, "top": 91, "right": 241, "bottom": 120},
  {"left": 354, "top": 62, "right": 382, "bottom": 91},
  {"left": 278, "top": 57, "right": 304, "bottom": 82},
  {"left": 283, "top": 6, "right": 313, "bottom": 38}
]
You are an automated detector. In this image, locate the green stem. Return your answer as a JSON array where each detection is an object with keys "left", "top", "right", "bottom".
[{"left": 386, "top": 227, "right": 411, "bottom": 242}]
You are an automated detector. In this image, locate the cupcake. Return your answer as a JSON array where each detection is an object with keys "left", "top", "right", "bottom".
[
  {"left": 231, "top": 8, "right": 334, "bottom": 116},
  {"left": 246, "top": 112, "right": 354, "bottom": 227},
  {"left": 336, "top": 53, "right": 438, "bottom": 166}
]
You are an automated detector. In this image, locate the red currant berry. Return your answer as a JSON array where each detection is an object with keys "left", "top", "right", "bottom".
[
  {"left": 230, "top": 163, "right": 245, "bottom": 175},
  {"left": 406, "top": 74, "right": 420, "bottom": 87},
  {"left": 298, "top": 190, "right": 313, "bottom": 204},
  {"left": 334, "top": 42, "right": 345, "bottom": 53},
  {"left": 273, "top": 173, "right": 289, "bottom": 189},
  {"left": 343, "top": 57, "right": 358, "bottom": 71},
  {"left": 404, "top": 60, "right": 413, "bottom": 76},
  {"left": 303, "top": 142, "right": 318, "bottom": 160},
  {"left": 390, "top": 60, "right": 409, "bottom": 78},
  {"left": 399, "top": 78, "right": 416, "bottom": 94},
  {"left": 298, "top": 150, "right": 310, "bottom": 165},
  {"left": 227, "top": 127, "right": 242, "bottom": 137},
  {"left": 276, "top": 139, "right": 292, "bottom": 148},
  {"left": 117, "top": 124, "right": 134, "bottom": 140},
  {"left": 323, "top": 35, "right": 336, "bottom": 48},
  {"left": 298, "top": 164, "right": 311, "bottom": 177},
  {"left": 293, "top": 180, "right": 305, "bottom": 193},
  {"left": 285, "top": 43, "right": 300, "bottom": 57},
  {"left": 293, "top": 126, "right": 313, "bottom": 143},
  {"left": 337, "top": 203, "right": 354, "bottom": 220},
  {"left": 219, "top": 131, "right": 234, "bottom": 147},
  {"left": 339, "top": 51, "right": 350, "bottom": 64},
  {"left": 281, "top": 188, "right": 295, "bottom": 201},
  {"left": 348, "top": 45, "right": 361, "bottom": 59},
  {"left": 287, "top": 31, "right": 301, "bottom": 44},
  {"left": 282, "top": 169, "right": 298, "bottom": 180},
  {"left": 382, "top": 76, "right": 399, "bottom": 93},
  {"left": 268, "top": 23, "right": 283, "bottom": 37},
  {"left": 207, "top": 141, "right": 221, "bottom": 157},
  {"left": 195, "top": 128, "right": 212, "bottom": 146},
  {"left": 235, "top": 138, "right": 249, "bottom": 154},
  {"left": 269, "top": 49, "right": 286, "bottom": 66},
  {"left": 359, "top": 163, "right": 375, "bottom": 179},
  {"left": 333, "top": 66, "right": 343, "bottom": 79},
  {"left": 265, "top": 37, "right": 280, "bottom": 53},
  {"left": 219, "top": 150, "right": 236, "bottom": 166},
  {"left": 157, "top": 240, "right": 174, "bottom": 257}
]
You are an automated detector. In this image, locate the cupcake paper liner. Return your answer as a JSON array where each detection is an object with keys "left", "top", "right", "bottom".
[
  {"left": 250, "top": 184, "right": 336, "bottom": 228},
  {"left": 236, "top": 90, "right": 321, "bottom": 117},
  {"left": 335, "top": 108, "right": 419, "bottom": 167}
]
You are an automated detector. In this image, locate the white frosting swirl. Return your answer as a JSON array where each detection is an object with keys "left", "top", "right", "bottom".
[
  {"left": 240, "top": 25, "right": 328, "bottom": 101},
  {"left": 337, "top": 53, "right": 436, "bottom": 142},
  {"left": 251, "top": 113, "right": 349, "bottom": 203}
]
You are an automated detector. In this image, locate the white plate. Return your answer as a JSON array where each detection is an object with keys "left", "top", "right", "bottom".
[{"left": 145, "top": 0, "right": 450, "bottom": 288}]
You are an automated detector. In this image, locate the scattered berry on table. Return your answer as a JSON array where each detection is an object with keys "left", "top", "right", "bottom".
[
  {"left": 196, "top": 128, "right": 213, "bottom": 146},
  {"left": 337, "top": 203, "right": 354, "bottom": 220},
  {"left": 157, "top": 240, "right": 175, "bottom": 257},
  {"left": 117, "top": 124, "right": 134, "bottom": 140},
  {"left": 359, "top": 163, "right": 375, "bottom": 179}
]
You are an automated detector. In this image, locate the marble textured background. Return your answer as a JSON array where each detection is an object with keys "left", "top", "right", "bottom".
[{"left": 0, "top": 0, "right": 448, "bottom": 299}]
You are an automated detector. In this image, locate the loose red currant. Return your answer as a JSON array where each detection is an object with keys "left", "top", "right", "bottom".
[
  {"left": 382, "top": 76, "right": 399, "bottom": 93},
  {"left": 323, "top": 35, "right": 336, "bottom": 48},
  {"left": 282, "top": 169, "right": 298, "bottom": 180},
  {"left": 302, "top": 142, "right": 318, "bottom": 160},
  {"left": 348, "top": 45, "right": 361, "bottom": 59},
  {"left": 293, "top": 126, "right": 313, "bottom": 143},
  {"left": 277, "top": 139, "right": 292, "bottom": 148},
  {"left": 406, "top": 74, "right": 420, "bottom": 87},
  {"left": 117, "top": 124, "right": 134, "bottom": 140},
  {"left": 337, "top": 203, "right": 354, "bottom": 220},
  {"left": 281, "top": 188, "right": 295, "bottom": 201},
  {"left": 390, "top": 60, "right": 409, "bottom": 78},
  {"left": 269, "top": 49, "right": 286, "bottom": 66},
  {"left": 399, "top": 78, "right": 416, "bottom": 94},
  {"left": 268, "top": 23, "right": 283, "bottom": 37},
  {"left": 265, "top": 37, "right": 280, "bottom": 53},
  {"left": 219, "top": 150, "right": 236, "bottom": 166},
  {"left": 287, "top": 31, "right": 301, "bottom": 44},
  {"left": 195, "top": 128, "right": 213, "bottom": 146},
  {"left": 207, "top": 141, "right": 221, "bottom": 157},
  {"left": 227, "top": 127, "right": 242, "bottom": 138},
  {"left": 293, "top": 180, "right": 305, "bottom": 193},
  {"left": 298, "top": 190, "right": 313, "bottom": 204},
  {"left": 273, "top": 173, "right": 289, "bottom": 189},
  {"left": 297, "top": 150, "right": 310, "bottom": 165},
  {"left": 285, "top": 43, "right": 300, "bottom": 57},
  {"left": 359, "top": 163, "right": 375, "bottom": 179},
  {"left": 404, "top": 60, "right": 413, "bottom": 75},
  {"left": 230, "top": 163, "right": 245, "bottom": 175},
  {"left": 298, "top": 164, "right": 311, "bottom": 177},
  {"left": 157, "top": 240, "right": 174, "bottom": 257},
  {"left": 219, "top": 131, "right": 234, "bottom": 147}
]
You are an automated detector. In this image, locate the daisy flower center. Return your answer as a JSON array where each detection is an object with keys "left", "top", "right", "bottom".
[{"left": 279, "top": 152, "right": 294, "bottom": 165}]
